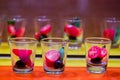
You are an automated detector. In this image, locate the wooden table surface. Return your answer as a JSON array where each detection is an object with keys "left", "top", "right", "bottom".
[{"left": 0, "top": 66, "right": 120, "bottom": 80}]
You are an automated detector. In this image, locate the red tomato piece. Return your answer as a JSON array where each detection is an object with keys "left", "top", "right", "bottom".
[
  {"left": 12, "top": 49, "right": 32, "bottom": 58},
  {"left": 34, "top": 32, "right": 41, "bottom": 39},
  {"left": 16, "top": 27, "right": 25, "bottom": 37},
  {"left": 64, "top": 24, "right": 80, "bottom": 37},
  {"left": 88, "top": 46, "right": 101, "bottom": 59},
  {"left": 40, "top": 24, "right": 52, "bottom": 35},
  {"left": 45, "top": 50, "right": 60, "bottom": 67},
  {"left": 7, "top": 25, "right": 16, "bottom": 36},
  {"left": 99, "top": 48, "right": 107, "bottom": 58},
  {"left": 103, "top": 29, "right": 115, "bottom": 41}
]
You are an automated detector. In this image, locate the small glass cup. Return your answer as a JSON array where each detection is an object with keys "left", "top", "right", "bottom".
[
  {"left": 41, "top": 38, "right": 68, "bottom": 74},
  {"left": 101, "top": 17, "right": 120, "bottom": 48},
  {"left": 7, "top": 15, "right": 26, "bottom": 38},
  {"left": 85, "top": 37, "right": 111, "bottom": 74},
  {"left": 34, "top": 16, "right": 52, "bottom": 46},
  {"left": 8, "top": 37, "right": 37, "bottom": 73},
  {"left": 64, "top": 17, "right": 84, "bottom": 49}
]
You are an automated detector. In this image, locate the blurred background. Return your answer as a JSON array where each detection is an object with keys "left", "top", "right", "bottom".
[{"left": 0, "top": 0, "right": 120, "bottom": 41}]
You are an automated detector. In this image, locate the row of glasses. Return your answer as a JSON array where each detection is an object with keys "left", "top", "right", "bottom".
[
  {"left": 33, "top": 16, "right": 84, "bottom": 49},
  {"left": 0, "top": 16, "right": 119, "bottom": 49},
  {"left": 8, "top": 37, "right": 68, "bottom": 74},
  {"left": 0, "top": 16, "right": 84, "bottom": 49},
  {"left": 6, "top": 16, "right": 53, "bottom": 47},
  {"left": 8, "top": 37, "right": 111, "bottom": 74}
]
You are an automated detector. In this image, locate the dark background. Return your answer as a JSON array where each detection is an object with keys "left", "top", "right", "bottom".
[{"left": 0, "top": 0, "right": 120, "bottom": 41}]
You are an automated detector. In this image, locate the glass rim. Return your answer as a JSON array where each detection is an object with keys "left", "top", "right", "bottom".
[
  {"left": 63, "top": 17, "right": 82, "bottom": 22},
  {"left": 8, "top": 37, "right": 37, "bottom": 43},
  {"left": 85, "top": 37, "right": 111, "bottom": 44},
  {"left": 8, "top": 15, "right": 26, "bottom": 21},
  {"left": 41, "top": 37, "right": 68, "bottom": 43},
  {"left": 34, "top": 16, "right": 51, "bottom": 21},
  {"left": 104, "top": 17, "right": 120, "bottom": 23}
]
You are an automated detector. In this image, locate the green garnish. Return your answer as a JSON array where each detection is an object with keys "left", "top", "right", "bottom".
[{"left": 7, "top": 20, "right": 15, "bottom": 25}]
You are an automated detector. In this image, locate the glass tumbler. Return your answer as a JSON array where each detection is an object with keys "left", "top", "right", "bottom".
[
  {"left": 85, "top": 37, "right": 111, "bottom": 74},
  {"left": 41, "top": 38, "right": 68, "bottom": 74},
  {"left": 8, "top": 37, "right": 37, "bottom": 73},
  {"left": 64, "top": 17, "right": 83, "bottom": 49},
  {"left": 101, "top": 17, "right": 120, "bottom": 48},
  {"left": 7, "top": 16, "right": 26, "bottom": 38},
  {"left": 34, "top": 16, "right": 52, "bottom": 46}
]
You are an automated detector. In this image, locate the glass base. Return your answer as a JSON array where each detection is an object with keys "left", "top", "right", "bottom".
[
  {"left": 44, "top": 68, "right": 64, "bottom": 74},
  {"left": 87, "top": 62, "right": 107, "bottom": 74},
  {"left": 13, "top": 67, "right": 33, "bottom": 74}
]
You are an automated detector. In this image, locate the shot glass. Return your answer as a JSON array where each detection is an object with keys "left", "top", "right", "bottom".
[
  {"left": 101, "top": 17, "right": 120, "bottom": 48},
  {"left": 34, "top": 16, "right": 52, "bottom": 46},
  {"left": 41, "top": 38, "right": 68, "bottom": 74},
  {"left": 85, "top": 37, "right": 111, "bottom": 74},
  {"left": 8, "top": 37, "right": 37, "bottom": 73},
  {"left": 64, "top": 17, "right": 83, "bottom": 49},
  {"left": 7, "top": 15, "right": 26, "bottom": 38}
]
